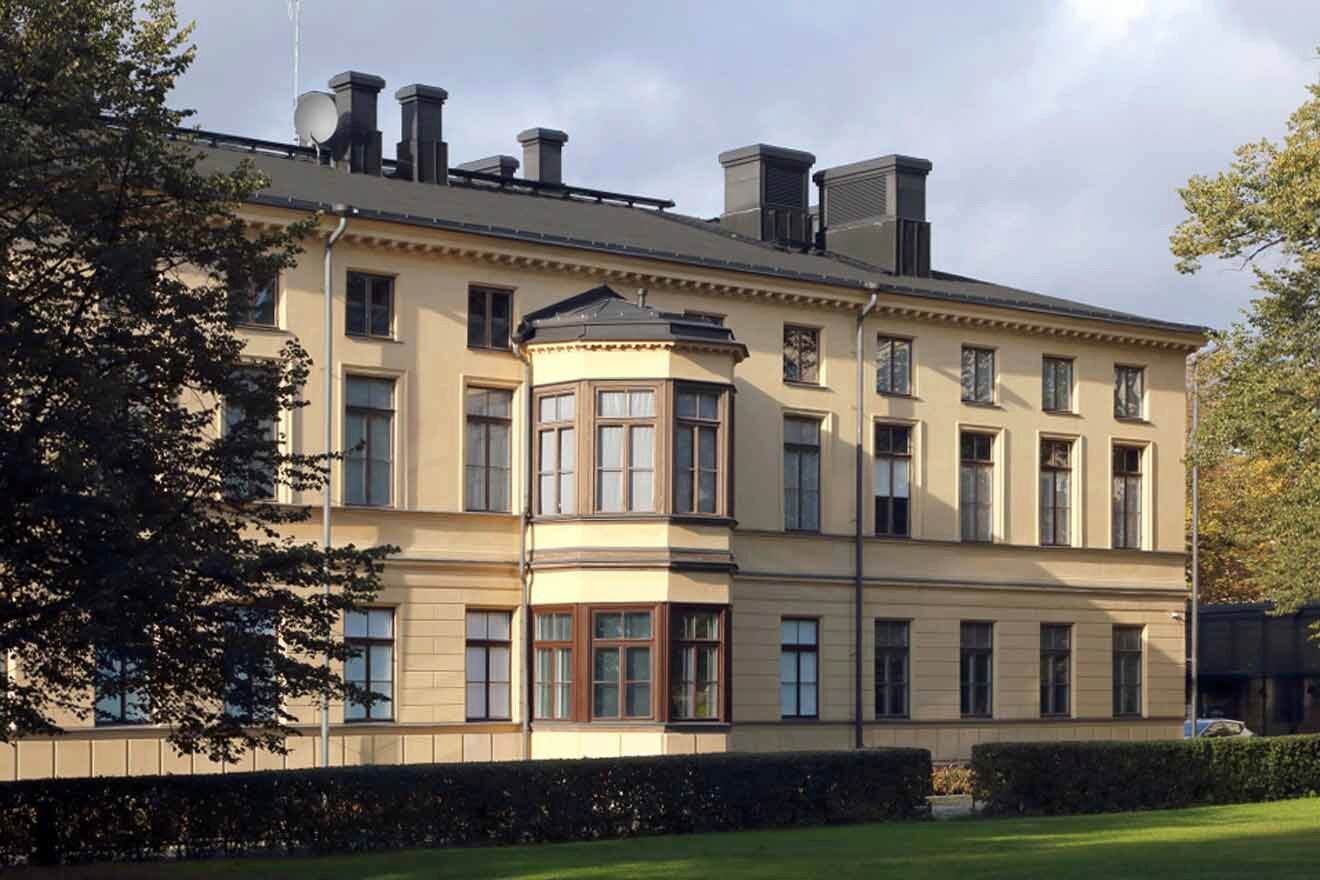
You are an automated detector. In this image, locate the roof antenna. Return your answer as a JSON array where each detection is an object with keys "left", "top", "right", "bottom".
[
  {"left": 287, "top": 0, "right": 302, "bottom": 143},
  {"left": 637, "top": 287, "right": 648, "bottom": 309}
]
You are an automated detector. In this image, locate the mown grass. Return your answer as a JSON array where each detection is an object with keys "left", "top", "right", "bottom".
[{"left": 19, "top": 797, "right": 1320, "bottom": 879}]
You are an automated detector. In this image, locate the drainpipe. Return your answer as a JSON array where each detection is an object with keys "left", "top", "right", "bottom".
[
  {"left": 511, "top": 339, "right": 533, "bottom": 759},
  {"left": 855, "top": 282, "right": 880, "bottom": 750},
  {"left": 1189, "top": 353, "right": 1200, "bottom": 736},
  {"left": 321, "top": 204, "right": 351, "bottom": 769}
]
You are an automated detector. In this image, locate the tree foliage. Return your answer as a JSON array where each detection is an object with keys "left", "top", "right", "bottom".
[
  {"left": 0, "top": 0, "right": 387, "bottom": 758},
  {"left": 1172, "top": 54, "right": 1320, "bottom": 613}
]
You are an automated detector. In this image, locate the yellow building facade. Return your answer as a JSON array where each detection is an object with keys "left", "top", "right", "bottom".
[{"left": 1, "top": 74, "right": 1204, "bottom": 778}]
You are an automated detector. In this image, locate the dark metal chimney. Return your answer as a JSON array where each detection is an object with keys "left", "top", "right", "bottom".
[
  {"left": 395, "top": 84, "right": 449, "bottom": 185},
  {"left": 517, "top": 128, "right": 568, "bottom": 185},
  {"left": 457, "top": 155, "right": 520, "bottom": 179},
  {"left": 328, "top": 70, "right": 385, "bottom": 175},
  {"left": 718, "top": 144, "right": 815, "bottom": 246},
  {"left": 814, "top": 155, "right": 933, "bottom": 276}
]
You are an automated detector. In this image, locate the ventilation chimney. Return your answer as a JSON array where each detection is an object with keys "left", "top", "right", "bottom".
[
  {"left": 717, "top": 144, "right": 815, "bottom": 246},
  {"left": 517, "top": 128, "right": 568, "bottom": 185},
  {"left": 395, "top": 84, "right": 448, "bottom": 185},
  {"left": 328, "top": 71, "right": 385, "bottom": 175},
  {"left": 814, "top": 155, "right": 933, "bottom": 276},
  {"left": 457, "top": 155, "right": 520, "bottom": 179}
]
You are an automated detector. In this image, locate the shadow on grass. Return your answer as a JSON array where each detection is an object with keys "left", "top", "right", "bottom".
[{"left": 17, "top": 799, "right": 1320, "bottom": 880}]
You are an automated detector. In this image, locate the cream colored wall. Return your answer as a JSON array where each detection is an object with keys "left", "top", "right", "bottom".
[{"left": 20, "top": 208, "right": 1197, "bottom": 777}]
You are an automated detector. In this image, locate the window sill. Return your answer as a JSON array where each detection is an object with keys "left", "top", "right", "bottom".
[
  {"left": 343, "top": 717, "right": 395, "bottom": 724},
  {"left": 873, "top": 716, "right": 911, "bottom": 722},
  {"left": 960, "top": 400, "right": 1001, "bottom": 409},
  {"left": 877, "top": 391, "right": 918, "bottom": 401},
  {"left": 779, "top": 716, "right": 822, "bottom": 723},
  {"left": 873, "top": 533, "right": 912, "bottom": 541},
  {"left": 236, "top": 323, "right": 289, "bottom": 335},
  {"left": 466, "top": 717, "right": 513, "bottom": 724},
  {"left": 783, "top": 380, "right": 828, "bottom": 390},
  {"left": 345, "top": 332, "right": 404, "bottom": 344},
  {"left": 1043, "top": 409, "right": 1082, "bottom": 418},
  {"left": 468, "top": 345, "right": 514, "bottom": 354},
  {"left": 1114, "top": 416, "right": 1150, "bottom": 425},
  {"left": 960, "top": 715, "right": 993, "bottom": 721}
]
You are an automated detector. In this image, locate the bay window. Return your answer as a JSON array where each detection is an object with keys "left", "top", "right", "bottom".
[
  {"left": 595, "top": 389, "right": 655, "bottom": 513},
  {"left": 675, "top": 387, "right": 722, "bottom": 515}
]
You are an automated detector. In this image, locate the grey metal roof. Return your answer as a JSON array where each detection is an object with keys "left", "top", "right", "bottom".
[
  {"left": 198, "top": 146, "right": 1207, "bottom": 338},
  {"left": 514, "top": 284, "right": 747, "bottom": 356}
]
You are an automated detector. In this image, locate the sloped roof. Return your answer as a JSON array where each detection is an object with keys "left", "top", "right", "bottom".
[
  {"left": 513, "top": 284, "right": 746, "bottom": 357},
  {"left": 196, "top": 145, "right": 1207, "bottom": 338}
]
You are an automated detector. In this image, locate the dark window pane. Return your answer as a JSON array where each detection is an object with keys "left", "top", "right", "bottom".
[
  {"left": 369, "top": 279, "right": 392, "bottom": 336},
  {"left": 468, "top": 289, "right": 487, "bottom": 347},
  {"left": 490, "top": 292, "right": 510, "bottom": 349},
  {"left": 346, "top": 273, "right": 367, "bottom": 335}
]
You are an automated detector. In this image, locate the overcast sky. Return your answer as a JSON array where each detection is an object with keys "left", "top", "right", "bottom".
[{"left": 171, "top": 0, "right": 1320, "bottom": 330}]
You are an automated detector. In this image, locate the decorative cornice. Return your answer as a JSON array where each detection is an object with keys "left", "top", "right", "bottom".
[
  {"left": 246, "top": 214, "right": 1203, "bottom": 353},
  {"left": 525, "top": 339, "right": 747, "bottom": 360}
]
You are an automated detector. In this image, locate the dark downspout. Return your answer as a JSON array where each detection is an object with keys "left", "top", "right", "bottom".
[
  {"left": 512, "top": 340, "right": 532, "bottom": 759},
  {"left": 855, "top": 282, "right": 879, "bottom": 749}
]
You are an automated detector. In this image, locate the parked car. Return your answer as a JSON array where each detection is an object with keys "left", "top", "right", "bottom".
[{"left": 1183, "top": 718, "right": 1255, "bottom": 738}]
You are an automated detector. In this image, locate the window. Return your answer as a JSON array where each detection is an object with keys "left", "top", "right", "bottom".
[
  {"left": 874, "top": 424, "right": 911, "bottom": 537},
  {"left": 1039, "top": 439, "right": 1073, "bottom": 547},
  {"left": 783, "top": 325, "right": 820, "bottom": 384},
  {"left": 784, "top": 417, "right": 821, "bottom": 531},
  {"left": 1042, "top": 357, "right": 1073, "bottom": 412},
  {"left": 1040, "top": 625, "right": 1071, "bottom": 717},
  {"left": 1112, "top": 445, "right": 1143, "bottom": 549},
  {"left": 1114, "top": 365, "right": 1144, "bottom": 419},
  {"left": 671, "top": 609, "right": 721, "bottom": 720},
  {"left": 223, "top": 608, "right": 277, "bottom": 722},
  {"left": 465, "top": 387, "right": 513, "bottom": 512},
  {"left": 238, "top": 275, "right": 278, "bottom": 327},
  {"left": 345, "top": 609, "right": 393, "bottom": 721},
  {"left": 533, "top": 611, "right": 573, "bottom": 720},
  {"left": 780, "top": 618, "right": 819, "bottom": 718},
  {"left": 344, "top": 376, "right": 394, "bottom": 507},
  {"left": 959, "top": 432, "right": 994, "bottom": 543},
  {"left": 1113, "top": 626, "right": 1143, "bottom": 717},
  {"left": 468, "top": 286, "right": 512, "bottom": 350},
  {"left": 465, "top": 610, "right": 512, "bottom": 721},
  {"left": 346, "top": 272, "right": 392, "bottom": 338},
  {"left": 222, "top": 366, "right": 278, "bottom": 501},
  {"left": 876, "top": 336, "right": 912, "bottom": 395},
  {"left": 675, "top": 388, "right": 721, "bottom": 515},
  {"left": 595, "top": 389, "right": 655, "bottom": 513},
  {"left": 875, "top": 620, "right": 909, "bottom": 718},
  {"left": 591, "top": 610, "right": 653, "bottom": 719},
  {"left": 536, "top": 392, "right": 575, "bottom": 516},
  {"left": 960, "top": 622, "right": 993, "bottom": 718},
  {"left": 961, "top": 347, "right": 994, "bottom": 403},
  {"left": 94, "top": 648, "right": 148, "bottom": 725}
]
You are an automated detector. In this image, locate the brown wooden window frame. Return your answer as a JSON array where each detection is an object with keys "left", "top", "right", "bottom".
[
  {"left": 593, "top": 387, "right": 658, "bottom": 514},
  {"left": 1112, "top": 445, "right": 1143, "bottom": 550},
  {"left": 1040, "top": 623, "right": 1071, "bottom": 718},
  {"left": 467, "top": 285, "right": 513, "bottom": 351},
  {"left": 674, "top": 386, "right": 724, "bottom": 516},
  {"left": 535, "top": 390, "right": 577, "bottom": 517},
  {"left": 670, "top": 606, "right": 724, "bottom": 721},
  {"left": 344, "top": 608, "right": 394, "bottom": 722},
  {"left": 876, "top": 336, "right": 913, "bottom": 396},
  {"left": 780, "top": 617, "right": 820, "bottom": 719},
  {"left": 237, "top": 273, "right": 279, "bottom": 328},
  {"left": 465, "top": 386, "right": 514, "bottom": 513},
  {"left": 1039, "top": 438, "right": 1073, "bottom": 547},
  {"left": 532, "top": 607, "right": 574, "bottom": 721},
  {"left": 343, "top": 375, "right": 395, "bottom": 508},
  {"left": 960, "top": 621, "right": 993, "bottom": 718},
  {"left": 1042, "top": 356, "right": 1074, "bottom": 413},
  {"left": 1114, "top": 365, "right": 1145, "bottom": 420},
  {"left": 874, "top": 423, "right": 912, "bottom": 538},
  {"left": 959, "top": 431, "right": 994, "bottom": 543},
  {"left": 1113, "top": 625, "right": 1143, "bottom": 718},
  {"left": 590, "top": 607, "right": 656, "bottom": 720},
  {"left": 961, "top": 346, "right": 995, "bottom": 404},
  {"left": 783, "top": 324, "right": 820, "bottom": 385},
  {"left": 346, "top": 271, "right": 393, "bottom": 339},
  {"left": 875, "top": 619, "right": 909, "bottom": 719},
  {"left": 465, "top": 609, "right": 513, "bottom": 722}
]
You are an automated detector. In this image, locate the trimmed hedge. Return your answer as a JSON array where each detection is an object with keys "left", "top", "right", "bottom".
[
  {"left": 0, "top": 748, "right": 930, "bottom": 865},
  {"left": 972, "top": 735, "right": 1320, "bottom": 816}
]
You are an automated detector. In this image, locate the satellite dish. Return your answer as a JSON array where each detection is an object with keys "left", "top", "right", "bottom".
[{"left": 295, "top": 91, "right": 340, "bottom": 147}]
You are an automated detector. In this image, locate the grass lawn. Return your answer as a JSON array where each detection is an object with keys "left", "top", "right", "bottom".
[{"left": 21, "top": 798, "right": 1320, "bottom": 879}]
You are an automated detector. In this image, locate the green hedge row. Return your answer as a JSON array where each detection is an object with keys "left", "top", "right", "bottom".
[
  {"left": 971, "top": 735, "right": 1320, "bottom": 815},
  {"left": 0, "top": 748, "right": 931, "bottom": 865}
]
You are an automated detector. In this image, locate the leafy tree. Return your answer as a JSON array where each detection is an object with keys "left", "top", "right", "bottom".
[
  {"left": 1173, "top": 53, "right": 1320, "bottom": 614},
  {"left": 0, "top": 0, "right": 388, "bottom": 759}
]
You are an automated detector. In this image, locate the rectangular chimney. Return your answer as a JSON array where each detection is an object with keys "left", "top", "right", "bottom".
[
  {"left": 718, "top": 144, "right": 815, "bottom": 246},
  {"left": 814, "top": 155, "right": 933, "bottom": 276},
  {"left": 457, "top": 155, "right": 520, "bottom": 179},
  {"left": 395, "top": 84, "right": 448, "bottom": 185},
  {"left": 518, "top": 128, "right": 568, "bottom": 185},
  {"left": 328, "top": 70, "right": 385, "bottom": 175}
]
